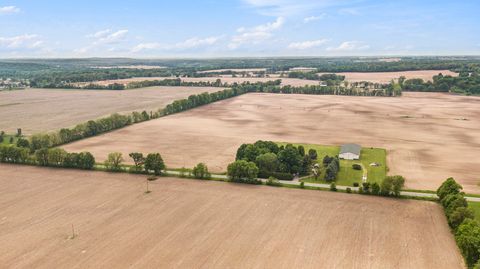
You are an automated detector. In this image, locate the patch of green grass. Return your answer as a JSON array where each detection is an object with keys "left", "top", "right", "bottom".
[
  {"left": 0, "top": 135, "right": 18, "bottom": 145},
  {"left": 468, "top": 202, "right": 480, "bottom": 222},
  {"left": 277, "top": 142, "right": 386, "bottom": 186}
]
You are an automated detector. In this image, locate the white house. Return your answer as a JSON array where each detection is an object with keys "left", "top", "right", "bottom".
[{"left": 339, "top": 144, "right": 361, "bottom": 160}]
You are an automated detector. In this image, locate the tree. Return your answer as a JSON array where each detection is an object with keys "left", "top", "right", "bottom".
[
  {"left": 448, "top": 207, "right": 474, "bottom": 229},
  {"left": 105, "top": 152, "right": 124, "bottom": 171},
  {"left": 144, "top": 153, "right": 165, "bottom": 175},
  {"left": 47, "top": 148, "right": 67, "bottom": 167},
  {"left": 371, "top": 182, "right": 380, "bottom": 195},
  {"left": 129, "top": 152, "right": 145, "bottom": 170},
  {"left": 277, "top": 144, "right": 302, "bottom": 174},
  {"left": 298, "top": 145, "right": 305, "bottom": 156},
  {"left": 255, "top": 152, "right": 278, "bottom": 173},
  {"left": 456, "top": 219, "right": 480, "bottom": 267},
  {"left": 35, "top": 148, "right": 50, "bottom": 166},
  {"left": 437, "top": 177, "right": 462, "bottom": 201},
  {"left": 380, "top": 175, "right": 405, "bottom": 196},
  {"left": 192, "top": 163, "right": 211, "bottom": 179},
  {"left": 16, "top": 138, "right": 30, "bottom": 148},
  {"left": 308, "top": 149, "right": 317, "bottom": 160},
  {"left": 78, "top": 152, "right": 95, "bottom": 169},
  {"left": 227, "top": 160, "right": 259, "bottom": 183}
]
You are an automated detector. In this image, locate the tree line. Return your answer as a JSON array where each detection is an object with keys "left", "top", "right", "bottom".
[
  {"left": 437, "top": 178, "right": 480, "bottom": 268},
  {"left": 401, "top": 72, "right": 480, "bottom": 95},
  {"left": 0, "top": 143, "right": 95, "bottom": 170}
]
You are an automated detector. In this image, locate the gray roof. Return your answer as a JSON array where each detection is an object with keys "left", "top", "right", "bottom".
[{"left": 340, "top": 144, "right": 361, "bottom": 155}]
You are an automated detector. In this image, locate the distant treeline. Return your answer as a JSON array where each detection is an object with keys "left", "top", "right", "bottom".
[
  {"left": 401, "top": 72, "right": 480, "bottom": 95},
  {"left": 2, "top": 57, "right": 480, "bottom": 85}
]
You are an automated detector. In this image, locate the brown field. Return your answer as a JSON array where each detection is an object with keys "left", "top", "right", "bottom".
[
  {"left": 82, "top": 76, "right": 321, "bottom": 87},
  {"left": 318, "top": 70, "right": 458, "bottom": 83},
  {"left": 64, "top": 92, "right": 480, "bottom": 193},
  {"left": 197, "top": 68, "right": 267, "bottom": 73},
  {"left": 0, "top": 86, "right": 223, "bottom": 134},
  {"left": 0, "top": 164, "right": 463, "bottom": 268}
]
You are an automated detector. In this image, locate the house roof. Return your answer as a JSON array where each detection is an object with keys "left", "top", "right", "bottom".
[{"left": 340, "top": 143, "right": 361, "bottom": 155}]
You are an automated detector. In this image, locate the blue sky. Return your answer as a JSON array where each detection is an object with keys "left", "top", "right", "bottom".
[{"left": 0, "top": 0, "right": 479, "bottom": 57}]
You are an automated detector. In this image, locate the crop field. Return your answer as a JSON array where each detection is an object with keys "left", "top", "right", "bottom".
[
  {"left": 63, "top": 92, "right": 480, "bottom": 193},
  {"left": 0, "top": 86, "right": 223, "bottom": 134},
  {"left": 82, "top": 76, "right": 321, "bottom": 87},
  {"left": 0, "top": 164, "right": 463, "bottom": 268},
  {"left": 318, "top": 70, "right": 458, "bottom": 83}
]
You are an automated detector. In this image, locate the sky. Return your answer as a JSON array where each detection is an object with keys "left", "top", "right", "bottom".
[{"left": 0, "top": 0, "right": 479, "bottom": 58}]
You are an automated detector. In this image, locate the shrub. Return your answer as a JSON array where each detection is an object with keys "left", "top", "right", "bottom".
[
  {"left": 330, "top": 182, "right": 337, "bottom": 191},
  {"left": 346, "top": 187, "right": 352, "bottom": 193},
  {"left": 371, "top": 182, "right": 380, "bottom": 195},
  {"left": 352, "top": 164, "right": 362, "bottom": 170},
  {"left": 300, "top": 181, "right": 305, "bottom": 189},
  {"left": 266, "top": 176, "right": 281, "bottom": 187},
  {"left": 362, "top": 182, "right": 371, "bottom": 194},
  {"left": 353, "top": 182, "right": 359, "bottom": 187},
  {"left": 192, "top": 163, "right": 211, "bottom": 179}
]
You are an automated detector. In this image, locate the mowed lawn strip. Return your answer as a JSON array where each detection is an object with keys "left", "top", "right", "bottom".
[{"left": 277, "top": 142, "right": 386, "bottom": 186}]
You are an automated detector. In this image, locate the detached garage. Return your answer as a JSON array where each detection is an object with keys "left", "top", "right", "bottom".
[{"left": 339, "top": 144, "right": 361, "bottom": 160}]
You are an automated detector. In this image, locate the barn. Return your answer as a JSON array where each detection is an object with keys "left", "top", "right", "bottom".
[{"left": 339, "top": 144, "right": 361, "bottom": 160}]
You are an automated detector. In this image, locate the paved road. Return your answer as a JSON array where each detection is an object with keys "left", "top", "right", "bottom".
[{"left": 165, "top": 170, "right": 480, "bottom": 202}]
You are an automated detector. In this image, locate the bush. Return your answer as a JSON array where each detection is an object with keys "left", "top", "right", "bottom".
[
  {"left": 330, "top": 182, "right": 337, "bottom": 191},
  {"left": 346, "top": 187, "right": 352, "bottom": 193},
  {"left": 352, "top": 164, "right": 362, "bottom": 170},
  {"left": 266, "top": 176, "right": 281, "bottom": 187},
  {"left": 192, "top": 163, "right": 211, "bottom": 179},
  {"left": 353, "top": 182, "right": 359, "bottom": 187},
  {"left": 371, "top": 182, "right": 380, "bottom": 195},
  {"left": 300, "top": 181, "right": 305, "bottom": 189}
]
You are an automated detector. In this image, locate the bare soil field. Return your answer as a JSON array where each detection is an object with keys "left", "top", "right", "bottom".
[
  {"left": 197, "top": 68, "right": 267, "bottom": 73},
  {"left": 82, "top": 76, "right": 321, "bottom": 87},
  {"left": 318, "top": 70, "right": 458, "bottom": 83},
  {"left": 0, "top": 86, "right": 222, "bottom": 134},
  {"left": 64, "top": 92, "right": 480, "bottom": 193},
  {"left": 0, "top": 164, "right": 463, "bottom": 268}
]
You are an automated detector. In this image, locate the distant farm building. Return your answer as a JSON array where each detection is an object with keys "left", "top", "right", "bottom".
[
  {"left": 289, "top": 67, "right": 317, "bottom": 73},
  {"left": 339, "top": 144, "right": 361, "bottom": 160}
]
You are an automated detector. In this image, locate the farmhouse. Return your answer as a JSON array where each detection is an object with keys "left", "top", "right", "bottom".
[{"left": 339, "top": 143, "right": 361, "bottom": 160}]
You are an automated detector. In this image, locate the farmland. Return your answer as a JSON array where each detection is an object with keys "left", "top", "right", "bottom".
[
  {"left": 63, "top": 92, "right": 480, "bottom": 193},
  {"left": 0, "top": 86, "right": 223, "bottom": 134},
  {"left": 0, "top": 164, "right": 463, "bottom": 268},
  {"left": 318, "top": 70, "right": 458, "bottom": 83}
]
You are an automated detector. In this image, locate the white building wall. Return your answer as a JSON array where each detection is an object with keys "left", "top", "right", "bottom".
[{"left": 339, "top": 152, "right": 359, "bottom": 160}]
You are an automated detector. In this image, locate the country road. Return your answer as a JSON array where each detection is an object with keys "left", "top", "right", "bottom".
[{"left": 166, "top": 170, "right": 480, "bottom": 202}]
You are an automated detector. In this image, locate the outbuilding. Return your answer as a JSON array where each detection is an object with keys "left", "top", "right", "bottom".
[{"left": 339, "top": 144, "right": 361, "bottom": 160}]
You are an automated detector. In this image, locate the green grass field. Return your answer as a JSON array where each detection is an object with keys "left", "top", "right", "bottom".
[
  {"left": 0, "top": 135, "right": 18, "bottom": 145},
  {"left": 468, "top": 202, "right": 480, "bottom": 222},
  {"left": 277, "top": 142, "right": 386, "bottom": 186}
]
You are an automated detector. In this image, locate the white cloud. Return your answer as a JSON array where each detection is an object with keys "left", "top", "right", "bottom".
[
  {"left": 327, "top": 41, "right": 370, "bottom": 51},
  {"left": 229, "top": 17, "right": 284, "bottom": 49},
  {"left": 131, "top": 36, "right": 220, "bottom": 52},
  {"left": 303, "top": 14, "right": 325, "bottom": 23},
  {"left": 0, "top": 34, "right": 43, "bottom": 49},
  {"left": 88, "top": 29, "right": 129, "bottom": 44},
  {"left": 0, "top": 6, "right": 20, "bottom": 14},
  {"left": 288, "top": 39, "right": 328, "bottom": 50}
]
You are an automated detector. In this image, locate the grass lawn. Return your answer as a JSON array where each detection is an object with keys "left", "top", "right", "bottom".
[
  {"left": 277, "top": 142, "right": 386, "bottom": 187},
  {"left": 468, "top": 202, "right": 480, "bottom": 222},
  {"left": 0, "top": 135, "right": 18, "bottom": 145}
]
